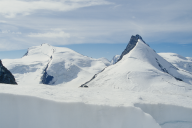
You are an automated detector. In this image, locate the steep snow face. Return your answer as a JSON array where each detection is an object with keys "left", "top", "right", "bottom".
[
  {"left": 0, "top": 93, "right": 161, "bottom": 128},
  {"left": 111, "top": 55, "right": 120, "bottom": 64},
  {"left": 2, "top": 44, "right": 107, "bottom": 86},
  {"left": 159, "top": 53, "right": 192, "bottom": 73},
  {"left": 83, "top": 35, "right": 192, "bottom": 93}
]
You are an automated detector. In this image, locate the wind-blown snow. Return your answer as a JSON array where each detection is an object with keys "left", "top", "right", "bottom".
[{"left": 2, "top": 44, "right": 107, "bottom": 86}]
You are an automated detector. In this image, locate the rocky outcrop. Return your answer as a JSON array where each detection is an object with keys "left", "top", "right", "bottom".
[
  {"left": 0, "top": 60, "right": 17, "bottom": 84},
  {"left": 118, "top": 34, "right": 148, "bottom": 62}
]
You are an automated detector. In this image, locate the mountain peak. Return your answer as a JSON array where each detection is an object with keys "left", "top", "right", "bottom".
[
  {"left": 23, "top": 43, "right": 54, "bottom": 57},
  {"left": 118, "top": 34, "right": 147, "bottom": 62}
]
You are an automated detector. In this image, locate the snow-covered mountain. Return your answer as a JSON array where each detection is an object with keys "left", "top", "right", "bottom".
[
  {"left": 159, "top": 53, "right": 192, "bottom": 73},
  {"left": 81, "top": 35, "right": 192, "bottom": 91},
  {"left": 2, "top": 44, "right": 107, "bottom": 86},
  {"left": 110, "top": 55, "right": 120, "bottom": 64}
]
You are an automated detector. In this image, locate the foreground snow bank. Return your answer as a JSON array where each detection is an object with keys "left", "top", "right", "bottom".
[
  {"left": 0, "top": 93, "right": 160, "bottom": 128},
  {"left": 135, "top": 103, "right": 192, "bottom": 128}
]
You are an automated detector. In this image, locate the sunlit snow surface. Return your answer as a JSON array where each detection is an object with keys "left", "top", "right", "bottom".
[{"left": 1, "top": 41, "right": 192, "bottom": 128}]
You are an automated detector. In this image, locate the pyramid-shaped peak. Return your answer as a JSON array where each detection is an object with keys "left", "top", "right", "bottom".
[{"left": 118, "top": 34, "right": 148, "bottom": 62}]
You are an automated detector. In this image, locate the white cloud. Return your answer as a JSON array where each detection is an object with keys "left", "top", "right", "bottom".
[
  {"left": 0, "top": 0, "right": 111, "bottom": 18},
  {"left": 28, "top": 30, "right": 70, "bottom": 38},
  {"left": 0, "top": 0, "right": 192, "bottom": 52},
  {"left": 1, "top": 30, "right": 22, "bottom": 34}
]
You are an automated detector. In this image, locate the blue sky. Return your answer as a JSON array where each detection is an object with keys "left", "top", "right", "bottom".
[{"left": 0, "top": 0, "right": 192, "bottom": 60}]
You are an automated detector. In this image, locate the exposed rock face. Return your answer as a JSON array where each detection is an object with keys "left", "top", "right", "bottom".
[
  {"left": 0, "top": 60, "right": 17, "bottom": 85},
  {"left": 118, "top": 34, "right": 147, "bottom": 62}
]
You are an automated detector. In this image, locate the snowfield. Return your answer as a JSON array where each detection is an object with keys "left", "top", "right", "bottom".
[{"left": 1, "top": 35, "right": 192, "bottom": 128}]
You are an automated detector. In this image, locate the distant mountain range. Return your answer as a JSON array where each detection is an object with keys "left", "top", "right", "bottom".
[{"left": 1, "top": 35, "right": 192, "bottom": 88}]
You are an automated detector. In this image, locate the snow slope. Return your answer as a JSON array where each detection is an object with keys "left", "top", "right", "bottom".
[
  {"left": 159, "top": 53, "right": 192, "bottom": 73},
  {"left": 2, "top": 44, "right": 107, "bottom": 86},
  {"left": 111, "top": 55, "right": 120, "bottom": 64},
  {"left": 82, "top": 35, "right": 192, "bottom": 94}
]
